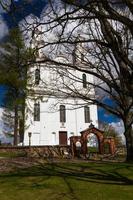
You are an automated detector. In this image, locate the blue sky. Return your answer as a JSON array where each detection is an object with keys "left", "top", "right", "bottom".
[
  {"left": 98, "top": 98, "right": 119, "bottom": 124},
  {"left": 0, "top": 0, "right": 120, "bottom": 125},
  {"left": 98, "top": 107, "right": 119, "bottom": 124},
  {"left": 0, "top": 86, "right": 7, "bottom": 107},
  {"left": 2, "top": 0, "right": 47, "bottom": 28}
]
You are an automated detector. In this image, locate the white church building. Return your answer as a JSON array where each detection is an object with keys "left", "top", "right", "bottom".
[{"left": 23, "top": 33, "right": 98, "bottom": 146}]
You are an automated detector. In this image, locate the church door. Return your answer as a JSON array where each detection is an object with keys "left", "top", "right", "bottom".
[{"left": 59, "top": 131, "right": 67, "bottom": 145}]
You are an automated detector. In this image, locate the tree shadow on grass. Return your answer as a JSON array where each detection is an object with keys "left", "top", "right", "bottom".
[
  {"left": 50, "top": 162, "right": 133, "bottom": 185},
  {"left": 0, "top": 162, "right": 133, "bottom": 186},
  {"left": 0, "top": 162, "right": 133, "bottom": 200}
]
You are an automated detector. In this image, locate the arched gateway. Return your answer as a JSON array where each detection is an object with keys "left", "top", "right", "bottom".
[{"left": 70, "top": 124, "right": 116, "bottom": 158}]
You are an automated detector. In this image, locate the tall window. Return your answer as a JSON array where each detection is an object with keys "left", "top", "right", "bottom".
[
  {"left": 72, "top": 49, "right": 76, "bottom": 65},
  {"left": 60, "top": 105, "right": 66, "bottom": 123},
  {"left": 34, "top": 103, "right": 40, "bottom": 121},
  {"left": 84, "top": 106, "right": 90, "bottom": 123},
  {"left": 72, "top": 43, "right": 77, "bottom": 65},
  {"left": 81, "top": 53, "right": 84, "bottom": 62},
  {"left": 35, "top": 68, "right": 40, "bottom": 85},
  {"left": 82, "top": 73, "right": 87, "bottom": 88}
]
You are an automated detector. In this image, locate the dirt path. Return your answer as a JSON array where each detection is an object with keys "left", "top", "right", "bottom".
[{"left": 0, "top": 157, "right": 38, "bottom": 172}]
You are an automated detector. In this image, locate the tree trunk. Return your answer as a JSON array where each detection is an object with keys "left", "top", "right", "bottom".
[
  {"left": 124, "top": 122, "right": 133, "bottom": 162},
  {"left": 14, "top": 105, "right": 18, "bottom": 146},
  {"left": 19, "top": 106, "right": 25, "bottom": 143}
]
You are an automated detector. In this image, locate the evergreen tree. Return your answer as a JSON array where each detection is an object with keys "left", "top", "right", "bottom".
[{"left": 0, "top": 28, "right": 34, "bottom": 145}]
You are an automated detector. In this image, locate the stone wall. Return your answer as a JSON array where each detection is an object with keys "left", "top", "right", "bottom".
[{"left": 0, "top": 145, "right": 70, "bottom": 158}]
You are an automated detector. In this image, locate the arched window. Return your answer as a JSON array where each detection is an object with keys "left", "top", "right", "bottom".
[
  {"left": 35, "top": 68, "right": 40, "bottom": 85},
  {"left": 34, "top": 103, "right": 40, "bottom": 121},
  {"left": 84, "top": 106, "right": 90, "bottom": 123},
  {"left": 82, "top": 73, "right": 87, "bottom": 88},
  {"left": 60, "top": 105, "right": 66, "bottom": 123}
]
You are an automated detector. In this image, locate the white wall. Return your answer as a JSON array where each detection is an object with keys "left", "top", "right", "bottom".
[
  {"left": 24, "top": 54, "right": 98, "bottom": 146},
  {"left": 24, "top": 97, "right": 98, "bottom": 146}
]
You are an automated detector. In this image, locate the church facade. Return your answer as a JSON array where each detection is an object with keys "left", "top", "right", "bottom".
[{"left": 23, "top": 38, "right": 98, "bottom": 146}]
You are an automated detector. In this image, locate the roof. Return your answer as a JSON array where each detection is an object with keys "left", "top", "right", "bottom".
[{"left": 80, "top": 125, "right": 104, "bottom": 134}]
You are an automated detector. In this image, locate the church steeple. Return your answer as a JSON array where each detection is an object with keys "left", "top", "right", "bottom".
[
  {"left": 31, "top": 26, "right": 45, "bottom": 58},
  {"left": 72, "top": 34, "right": 85, "bottom": 65}
]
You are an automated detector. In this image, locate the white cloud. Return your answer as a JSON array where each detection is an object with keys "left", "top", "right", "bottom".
[
  {"left": 110, "top": 120, "right": 124, "bottom": 134},
  {"left": 0, "top": 108, "right": 13, "bottom": 144},
  {"left": 0, "top": 108, "right": 4, "bottom": 137},
  {"left": 0, "top": 16, "right": 8, "bottom": 39},
  {"left": 0, "top": 107, "right": 3, "bottom": 117},
  {"left": 109, "top": 120, "right": 126, "bottom": 144}
]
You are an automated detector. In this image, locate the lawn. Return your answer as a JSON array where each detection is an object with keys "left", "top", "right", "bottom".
[
  {"left": 0, "top": 151, "right": 27, "bottom": 158},
  {"left": 0, "top": 160, "right": 133, "bottom": 200}
]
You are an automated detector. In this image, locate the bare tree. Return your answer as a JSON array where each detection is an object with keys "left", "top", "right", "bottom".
[
  {"left": 1, "top": 0, "right": 133, "bottom": 161},
  {"left": 23, "top": 0, "right": 133, "bottom": 161}
]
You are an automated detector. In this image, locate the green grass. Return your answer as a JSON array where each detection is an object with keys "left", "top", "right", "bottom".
[
  {"left": 88, "top": 146, "right": 98, "bottom": 153},
  {"left": 0, "top": 161, "right": 133, "bottom": 200},
  {"left": 0, "top": 151, "right": 27, "bottom": 158}
]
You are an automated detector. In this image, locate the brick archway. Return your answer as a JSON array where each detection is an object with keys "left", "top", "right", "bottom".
[
  {"left": 80, "top": 126, "right": 104, "bottom": 156},
  {"left": 69, "top": 124, "right": 116, "bottom": 158}
]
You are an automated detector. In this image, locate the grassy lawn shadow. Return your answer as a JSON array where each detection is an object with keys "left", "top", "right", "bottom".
[{"left": 0, "top": 161, "right": 133, "bottom": 200}]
